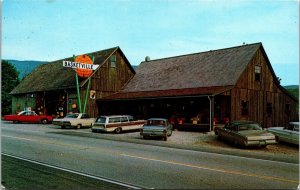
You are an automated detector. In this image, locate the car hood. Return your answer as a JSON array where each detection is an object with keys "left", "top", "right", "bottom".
[
  {"left": 238, "top": 130, "right": 275, "bottom": 140},
  {"left": 267, "top": 127, "right": 285, "bottom": 132}
]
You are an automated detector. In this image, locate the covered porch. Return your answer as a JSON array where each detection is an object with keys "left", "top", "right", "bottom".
[{"left": 97, "top": 94, "right": 231, "bottom": 132}]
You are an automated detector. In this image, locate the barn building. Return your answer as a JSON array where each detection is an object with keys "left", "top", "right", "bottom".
[
  {"left": 10, "top": 46, "right": 135, "bottom": 118},
  {"left": 98, "top": 43, "right": 298, "bottom": 130}
]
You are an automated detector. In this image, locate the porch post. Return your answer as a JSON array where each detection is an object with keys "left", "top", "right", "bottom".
[
  {"left": 43, "top": 91, "right": 46, "bottom": 115},
  {"left": 208, "top": 95, "right": 215, "bottom": 132}
]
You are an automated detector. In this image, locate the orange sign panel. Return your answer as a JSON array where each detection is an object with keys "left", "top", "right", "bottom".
[{"left": 74, "top": 55, "right": 93, "bottom": 78}]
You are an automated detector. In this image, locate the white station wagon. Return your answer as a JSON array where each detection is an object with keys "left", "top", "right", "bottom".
[{"left": 92, "top": 115, "right": 145, "bottom": 133}]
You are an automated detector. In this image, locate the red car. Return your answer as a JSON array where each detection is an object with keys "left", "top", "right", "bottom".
[{"left": 3, "top": 110, "right": 53, "bottom": 124}]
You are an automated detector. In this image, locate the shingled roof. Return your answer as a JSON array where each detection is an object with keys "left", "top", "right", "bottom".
[
  {"left": 10, "top": 47, "right": 132, "bottom": 95},
  {"left": 104, "top": 43, "right": 262, "bottom": 100}
]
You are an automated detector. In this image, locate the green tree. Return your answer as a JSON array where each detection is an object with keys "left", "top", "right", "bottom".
[{"left": 1, "top": 60, "right": 20, "bottom": 115}]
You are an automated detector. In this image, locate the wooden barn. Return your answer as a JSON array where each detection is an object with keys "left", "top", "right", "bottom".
[
  {"left": 98, "top": 43, "right": 298, "bottom": 130},
  {"left": 10, "top": 46, "right": 135, "bottom": 118}
]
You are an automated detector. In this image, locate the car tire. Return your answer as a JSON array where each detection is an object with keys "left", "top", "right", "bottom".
[
  {"left": 115, "top": 127, "right": 122, "bottom": 134},
  {"left": 41, "top": 119, "right": 48, "bottom": 124},
  {"left": 234, "top": 140, "right": 239, "bottom": 147},
  {"left": 163, "top": 136, "right": 167, "bottom": 141},
  {"left": 76, "top": 124, "right": 81, "bottom": 129},
  {"left": 61, "top": 126, "right": 66, "bottom": 129},
  {"left": 143, "top": 136, "right": 147, "bottom": 140}
]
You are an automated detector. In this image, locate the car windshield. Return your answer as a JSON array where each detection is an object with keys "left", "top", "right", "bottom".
[
  {"left": 238, "top": 124, "right": 262, "bottom": 131},
  {"left": 147, "top": 120, "right": 166, "bottom": 126},
  {"left": 96, "top": 117, "right": 106, "bottom": 123},
  {"left": 286, "top": 123, "right": 299, "bottom": 131},
  {"left": 65, "top": 114, "right": 79, "bottom": 118}
]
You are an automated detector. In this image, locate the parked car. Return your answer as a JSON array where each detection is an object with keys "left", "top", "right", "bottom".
[
  {"left": 3, "top": 110, "right": 53, "bottom": 124},
  {"left": 267, "top": 122, "right": 299, "bottom": 145},
  {"left": 52, "top": 113, "right": 95, "bottom": 129},
  {"left": 92, "top": 115, "right": 145, "bottom": 133},
  {"left": 214, "top": 121, "right": 277, "bottom": 147},
  {"left": 140, "top": 118, "right": 173, "bottom": 141}
]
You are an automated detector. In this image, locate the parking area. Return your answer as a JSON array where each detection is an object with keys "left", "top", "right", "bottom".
[{"left": 107, "top": 129, "right": 299, "bottom": 159}]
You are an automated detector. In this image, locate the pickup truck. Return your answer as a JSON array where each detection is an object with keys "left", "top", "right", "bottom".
[
  {"left": 92, "top": 115, "right": 145, "bottom": 133},
  {"left": 52, "top": 113, "right": 95, "bottom": 129}
]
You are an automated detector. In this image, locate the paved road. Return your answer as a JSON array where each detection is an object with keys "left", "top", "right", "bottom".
[
  {"left": 2, "top": 154, "right": 129, "bottom": 190},
  {"left": 2, "top": 122, "right": 299, "bottom": 189}
]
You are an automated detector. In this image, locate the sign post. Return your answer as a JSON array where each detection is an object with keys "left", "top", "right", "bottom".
[{"left": 63, "top": 55, "right": 98, "bottom": 113}]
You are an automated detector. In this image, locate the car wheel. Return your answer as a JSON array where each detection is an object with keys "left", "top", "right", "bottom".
[
  {"left": 76, "top": 124, "right": 81, "bottom": 129},
  {"left": 234, "top": 140, "right": 239, "bottom": 147},
  {"left": 163, "top": 136, "right": 167, "bottom": 141},
  {"left": 61, "top": 126, "right": 66, "bottom": 129},
  {"left": 41, "top": 119, "right": 48, "bottom": 124},
  {"left": 143, "top": 136, "right": 147, "bottom": 140},
  {"left": 275, "top": 136, "right": 279, "bottom": 143},
  {"left": 115, "top": 127, "right": 122, "bottom": 134}
]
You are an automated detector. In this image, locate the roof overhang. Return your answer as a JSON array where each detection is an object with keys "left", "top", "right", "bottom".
[{"left": 99, "top": 85, "right": 234, "bottom": 101}]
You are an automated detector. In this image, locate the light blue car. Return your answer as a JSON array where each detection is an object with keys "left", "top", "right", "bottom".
[
  {"left": 267, "top": 122, "right": 299, "bottom": 145},
  {"left": 140, "top": 118, "right": 173, "bottom": 141}
]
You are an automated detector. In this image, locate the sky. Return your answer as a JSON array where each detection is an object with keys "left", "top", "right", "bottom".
[{"left": 2, "top": 0, "right": 299, "bottom": 85}]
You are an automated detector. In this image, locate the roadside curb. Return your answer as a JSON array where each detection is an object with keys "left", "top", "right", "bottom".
[{"left": 49, "top": 131, "right": 299, "bottom": 164}]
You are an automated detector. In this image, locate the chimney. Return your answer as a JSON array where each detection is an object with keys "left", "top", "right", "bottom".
[{"left": 145, "top": 56, "right": 150, "bottom": 62}]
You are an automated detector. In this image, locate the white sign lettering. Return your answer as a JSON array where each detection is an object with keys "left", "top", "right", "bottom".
[{"left": 63, "top": 61, "right": 99, "bottom": 70}]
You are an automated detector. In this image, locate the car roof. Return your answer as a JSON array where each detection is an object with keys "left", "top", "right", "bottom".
[
  {"left": 230, "top": 120, "right": 258, "bottom": 125},
  {"left": 97, "top": 115, "right": 132, "bottom": 118},
  {"left": 148, "top": 118, "right": 167, "bottom": 121}
]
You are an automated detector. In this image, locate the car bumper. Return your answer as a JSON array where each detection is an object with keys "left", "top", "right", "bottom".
[
  {"left": 52, "top": 121, "right": 71, "bottom": 127},
  {"left": 245, "top": 139, "right": 277, "bottom": 146},
  {"left": 91, "top": 127, "right": 107, "bottom": 132},
  {"left": 140, "top": 131, "right": 167, "bottom": 137}
]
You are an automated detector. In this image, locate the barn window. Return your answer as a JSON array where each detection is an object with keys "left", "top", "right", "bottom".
[
  {"left": 241, "top": 101, "right": 249, "bottom": 116},
  {"left": 255, "top": 65, "right": 261, "bottom": 81},
  {"left": 110, "top": 55, "right": 116, "bottom": 68},
  {"left": 267, "top": 102, "right": 272, "bottom": 116}
]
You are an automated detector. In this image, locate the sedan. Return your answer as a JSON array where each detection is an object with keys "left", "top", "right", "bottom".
[
  {"left": 267, "top": 122, "right": 299, "bottom": 145},
  {"left": 214, "top": 121, "right": 277, "bottom": 147},
  {"left": 3, "top": 110, "right": 53, "bottom": 124},
  {"left": 140, "top": 118, "right": 173, "bottom": 141}
]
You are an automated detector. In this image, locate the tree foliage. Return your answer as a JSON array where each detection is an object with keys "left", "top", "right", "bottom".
[{"left": 1, "top": 60, "right": 20, "bottom": 115}]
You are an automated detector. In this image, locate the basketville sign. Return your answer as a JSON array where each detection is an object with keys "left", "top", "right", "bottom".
[
  {"left": 62, "top": 54, "right": 97, "bottom": 113},
  {"left": 63, "top": 61, "right": 99, "bottom": 70}
]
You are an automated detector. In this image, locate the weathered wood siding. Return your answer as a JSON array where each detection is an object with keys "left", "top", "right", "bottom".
[
  {"left": 82, "top": 50, "right": 135, "bottom": 117},
  {"left": 231, "top": 48, "right": 297, "bottom": 127}
]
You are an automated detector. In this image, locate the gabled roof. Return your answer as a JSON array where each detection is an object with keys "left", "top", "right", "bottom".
[
  {"left": 11, "top": 47, "right": 134, "bottom": 95},
  {"left": 103, "top": 43, "right": 262, "bottom": 100}
]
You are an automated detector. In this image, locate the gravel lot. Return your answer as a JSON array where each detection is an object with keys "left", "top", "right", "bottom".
[{"left": 112, "top": 129, "right": 299, "bottom": 161}]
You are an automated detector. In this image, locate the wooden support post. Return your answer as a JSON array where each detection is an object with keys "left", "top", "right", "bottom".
[{"left": 208, "top": 95, "right": 215, "bottom": 132}]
